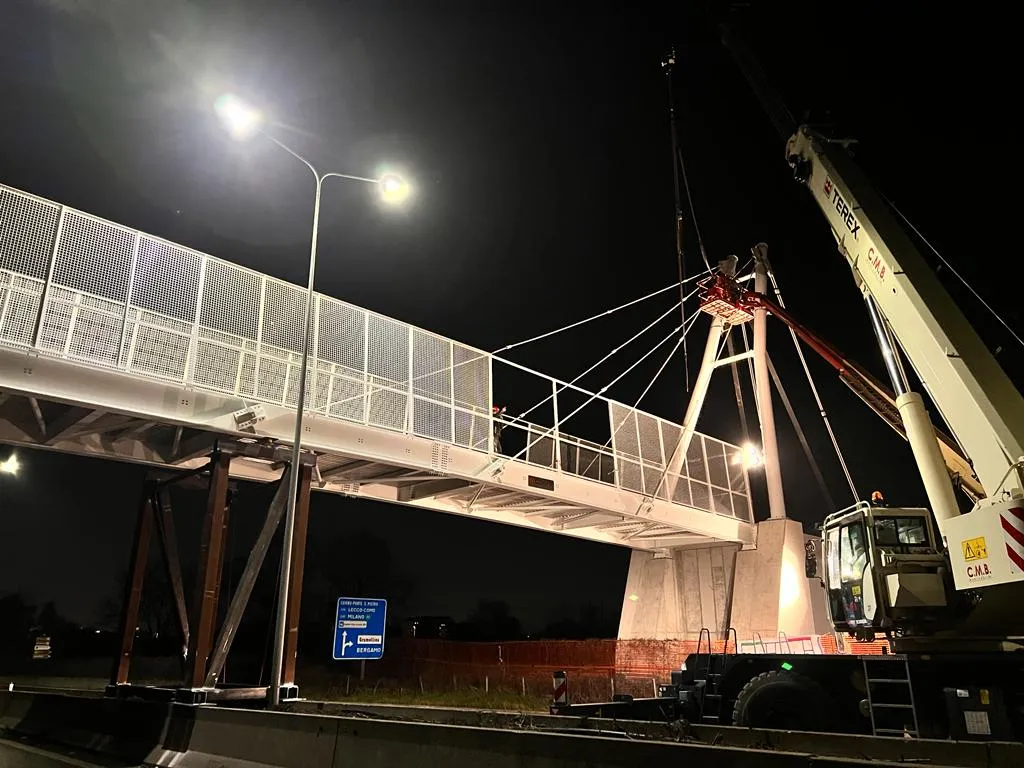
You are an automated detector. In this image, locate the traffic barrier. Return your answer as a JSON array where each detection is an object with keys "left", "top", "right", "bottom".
[
  {"left": 0, "top": 691, "right": 171, "bottom": 764},
  {"left": 178, "top": 707, "right": 337, "bottom": 768},
  {"left": 2, "top": 691, "right": 1024, "bottom": 768},
  {"left": 551, "top": 670, "right": 567, "bottom": 705},
  {"left": 0, "top": 691, "right": 812, "bottom": 768},
  {"left": 0, "top": 739, "right": 100, "bottom": 768}
]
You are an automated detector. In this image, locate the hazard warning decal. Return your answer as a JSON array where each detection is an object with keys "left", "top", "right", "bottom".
[
  {"left": 946, "top": 504, "right": 1024, "bottom": 589},
  {"left": 961, "top": 537, "right": 988, "bottom": 562},
  {"left": 1000, "top": 507, "right": 1024, "bottom": 572}
]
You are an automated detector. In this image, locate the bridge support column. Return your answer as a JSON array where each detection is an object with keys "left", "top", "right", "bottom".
[
  {"left": 617, "top": 543, "right": 739, "bottom": 641},
  {"left": 111, "top": 492, "right": 156, "bottom": 686},
  {"left": 106, "top": 440, "right": 317, "bottom": 703},
  {"left": 728, "top": 518, "right": 815, "bottom": 642},
  {"left": 185, "top": 450, "right": 232, "bottom": 689}
]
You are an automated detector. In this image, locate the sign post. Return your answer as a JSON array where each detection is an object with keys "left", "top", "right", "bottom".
[{"left": 333, "top": 597, "right": 387, "bottom": 661}]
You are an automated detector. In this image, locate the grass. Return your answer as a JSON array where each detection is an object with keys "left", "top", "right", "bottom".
[
  {"left": 6, "top": 673, "right": 557, "bottom": 713},
  {"left": 303, "top": 683, "right": 551, "bottom": 712},
  {"left": 329, "top": 688, "right": 552, "bottom": 712}
]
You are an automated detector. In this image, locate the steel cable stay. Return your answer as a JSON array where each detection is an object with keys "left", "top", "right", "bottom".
[
  {"left": 630, "top": 322, "right": 733, "bottom": 515},
  {"left": 507, "top": 318, "right": 695, "bottom": 465},
  {"left": 766, "top": 351, "right": 837, "bottom": 511},
  {"left": 737, "top": 321, "right": 840, "bottom": 510},
  {"left": 507, "top": 288, "right": 698, "bottom": 427},
  {"left": 760, "top": 267, "right": 859, "bottom": 502},
  {"left": 369, "top": 274, "right": 711, "bottom": 407},
  {"left": 337, "top": 275, "right": 708, "bottom": 422},
  {"left": 578, "top": 311, "right": 702, "bottom": 477},
  {"left": 492, "top": 270, "right": 710, "bottom": 355}
]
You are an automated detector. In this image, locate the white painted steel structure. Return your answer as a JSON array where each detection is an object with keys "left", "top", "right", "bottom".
[{"left": 0, "top": 182, "right": 754, "bottom": 549}]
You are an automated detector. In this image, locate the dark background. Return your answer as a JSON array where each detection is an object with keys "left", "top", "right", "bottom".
[{"left": 0, "top": 1, "right": 1014, "bottom": 646}]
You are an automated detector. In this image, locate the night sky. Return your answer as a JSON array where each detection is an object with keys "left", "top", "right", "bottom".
[{"left": 0, "top": 2, "right": 1015, "bottom": 630}]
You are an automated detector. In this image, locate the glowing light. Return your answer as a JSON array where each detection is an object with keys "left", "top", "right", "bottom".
[
  {"left": 378, "top": 173, "right": 411, "bottom": 205},
  {"left": 732, "top": 442, "right": 762, "bottom": 470},
  {"left": 214, "top": 93, "right": 263, "bottom": 140},
  {"left": 779, "top": 560, "right": 800, "bottom": 608},
  {"left": 627, "top": 594, "right": 640, "bottom": 602},
  {"left": 0, "top": 454, "right": 19, "bottom": 476}
]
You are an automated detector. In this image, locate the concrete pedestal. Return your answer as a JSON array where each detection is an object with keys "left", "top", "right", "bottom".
[
  {"left": 729, "top": 518, "right": 815, "bottom": 641},
  {"left": 616, "top": 520, "right": 822, "bottom": 643},
  {"left": 617, "top": 544, "right": 739, "bottom": 640}
]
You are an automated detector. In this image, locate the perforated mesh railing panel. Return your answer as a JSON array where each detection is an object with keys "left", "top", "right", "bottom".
[
  {"left": 0, "top": 182, "right": 752, "bottom": 523},
  {"left": 609, "top": 402, "right": 752, "bottom": 521},
  {"left": 124, "top": 237, "right": 202, "bottom": 380},
  {"left": 0, "top": 188, "right": 59, "bottom": 347}
]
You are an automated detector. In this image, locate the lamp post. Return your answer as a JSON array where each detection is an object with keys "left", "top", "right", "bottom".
[{"left": 215, "top": 94, "right": 410, "bottom": 706}]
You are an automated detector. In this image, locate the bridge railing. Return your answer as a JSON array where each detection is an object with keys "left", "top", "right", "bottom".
[
  {"left": 0, "top": 183, "right": 751, "bottom": 523},
  {"left": 489, "top": 357, "right": 751, "bottom": 522}
]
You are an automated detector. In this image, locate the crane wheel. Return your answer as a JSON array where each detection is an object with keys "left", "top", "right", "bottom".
[{"left": 731, "top": 670, "right": 837, "bottom": 731}]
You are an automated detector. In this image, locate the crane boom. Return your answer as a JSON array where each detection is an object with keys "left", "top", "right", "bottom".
[
  {"left": 758, "top": 295, "right": 987, "bottom": 502},
  {"left": 785, "top": 127, "right": 1024, "bottom": 499}
]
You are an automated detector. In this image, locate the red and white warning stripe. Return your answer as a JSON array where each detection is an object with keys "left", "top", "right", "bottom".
[
  {"left": 999, "top": 506, "right": 1024, "bottom": 572},
  {"left": 551, "top": 671, "right": 567, "bottom": 705}
]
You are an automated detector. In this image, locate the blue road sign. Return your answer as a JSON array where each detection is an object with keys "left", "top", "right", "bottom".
[{"left": 333, "top": 597, "right": 387, "bottom": 660}]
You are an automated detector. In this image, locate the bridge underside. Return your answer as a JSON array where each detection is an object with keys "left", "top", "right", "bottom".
[
  {"left": 0, "top": 180, "right": 756, "bottom": 561},
  {"left": 0, "top": 350, "right": 754, "bottom": 552}
]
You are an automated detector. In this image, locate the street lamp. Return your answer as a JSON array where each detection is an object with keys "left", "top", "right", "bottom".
[
  {"left": 0, "top": 453, "right": 18, "bottom": 476},
  {"left": 0, "top": 453, "right": 17, "bottom": 513},
  {"left": 215, "top": 93, "right": 410, "bottom": 707},
  {"left": 733, "top": 442, "right": 763, "bottom": 470}
]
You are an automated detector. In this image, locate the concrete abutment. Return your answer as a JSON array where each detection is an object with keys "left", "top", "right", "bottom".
[{"left": 618, "top": 519, "right": 831, "bottom": 645}]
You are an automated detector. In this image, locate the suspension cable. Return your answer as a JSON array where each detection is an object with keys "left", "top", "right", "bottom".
[
  {"left": 511, "top": 286, "right": 700, "bottom": 425},
  {"left": 510, "top": 319, "right": 690, "bottom": 463},
  {"left": 634, "top": 319, "right": 730, "bottom": 511},
  {"left": 765, "top": 269, "right": 859, "bottom": 502},
  {"left": 494, "top": 273, "right": 708, "bottom": 354},
  {"left": 579, "top": 311, "right": 701, "bottom": 477},
  {"left": 735, "top": 255, "right": 754, "bottom": 281},
  {"left": 766, "top": 353, "right": 836, "bottom": 511},
  {"left": 607, "top": 336, "right": 688, "bottom": 455},
  {"left": 620, "top": 316, "right": 695, "bottom": 427},
  {"left": 885, "top": 195, "right": 1024, "bottom": 351}
]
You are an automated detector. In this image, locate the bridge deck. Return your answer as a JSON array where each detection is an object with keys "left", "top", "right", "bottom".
[{"left": 0, "top": 182, "right": 754, "bottom": 549}]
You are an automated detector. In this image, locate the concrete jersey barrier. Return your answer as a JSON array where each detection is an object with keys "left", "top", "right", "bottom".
[{"left": 2, "top": 691, "right": 1023, "bottom": 768}]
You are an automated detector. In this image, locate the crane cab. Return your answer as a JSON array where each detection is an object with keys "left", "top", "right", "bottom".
[{"left": 822, "top": 502, "right": 951, "bottom": 639}]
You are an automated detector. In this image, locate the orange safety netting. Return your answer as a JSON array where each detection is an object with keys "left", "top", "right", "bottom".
[{"left": 363, "top": 634, "right": 880, "bottom": 682}]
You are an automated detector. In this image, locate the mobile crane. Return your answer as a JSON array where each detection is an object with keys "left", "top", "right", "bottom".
[{"left": 551, "top": 32, "right": 1024, "bottom": 740}]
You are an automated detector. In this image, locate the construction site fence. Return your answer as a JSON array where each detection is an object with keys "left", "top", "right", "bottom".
[
  {"left": 294, "top": 635, "right": 895, "bottom": 705},
  {"left": 317, "top": 635, "right": 892, "bottom": 682}
]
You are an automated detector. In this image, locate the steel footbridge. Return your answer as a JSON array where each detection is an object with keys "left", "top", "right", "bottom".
[{"left": 0, "top": 182, "right": 754, "bottom": 550}]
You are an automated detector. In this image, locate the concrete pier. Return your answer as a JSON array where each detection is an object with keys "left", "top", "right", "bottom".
[
  {"left": 729, "top": 518, "right": 814, "bottom": 640},
  {"left": 617, "top": 519, "right": 829, "bottom": 643},
  {"left": 617, "top": 543, "right": 739, "bottom": 640}
]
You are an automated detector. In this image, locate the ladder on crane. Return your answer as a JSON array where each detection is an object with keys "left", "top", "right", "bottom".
[{"left": 862, "top": 655, "right": 920, "bottom": 738}]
